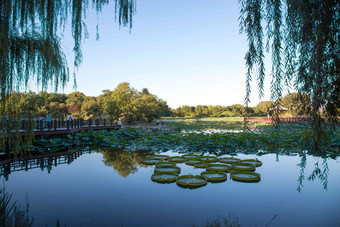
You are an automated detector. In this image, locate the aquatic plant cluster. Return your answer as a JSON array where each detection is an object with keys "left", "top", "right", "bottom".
[
  {"left": 143, "top": 154, "right": 262, "bottom": 188},
  {"left": 31, "top": 123, "right": 340, "bottom": 156}
]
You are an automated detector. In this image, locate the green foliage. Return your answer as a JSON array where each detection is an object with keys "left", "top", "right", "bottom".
[
  {"left": 239, "top": 0, "right": 340, "bottom": 150},
  {"left": 0, "top": 0, "right": 135, "bottom": 98}
]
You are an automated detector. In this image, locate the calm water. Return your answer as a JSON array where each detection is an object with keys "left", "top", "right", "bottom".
[{"left": 1, "top": 150, "right": 340, "bottom": 227}]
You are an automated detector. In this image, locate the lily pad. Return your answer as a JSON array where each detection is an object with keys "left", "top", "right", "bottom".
[
  {"left": 194, "top": 162, "right": 210, "bottom": 168},
  {"left": 182, "top": 154, "right": 199, "bottom": 159},
  {"left": 185, "top": 158, "right": 201, "bottom": 165},
  {"left": 199, "top": 156, "right": 218, "bottom": 162},
  {"left": 206, "top": 164, "right": 232, "bottom": 172},
  {"left": 156, "top": 162, "right": 177, "bottom": 168},
  {"left": 152, "top": 155, "right": 169, "bottom": 160},
  {"left": 219, "top": 157, "right": 241, "bottom": 164},
  {"left": 142, "top": 158, "right": 164, "bottom": 165},
  {"left": 176, "top": 175, "right": 207, "bottom": 188},
  {"left": 241, "top": 159, "right": 262, "bottom": 167},
  {"left": 168, "top": 156, "right": 186, "bottom": 163},
  {"left": 201, "top": 171, "right": 227, "bottom": 183},
  {"left": 231, "top": 163, "right": 256, "bottom": 171},
  {"left": 155, "top": 166, "right": 181, "bottom": 174},
  {"left": 151, "top": 172, "right": 179, "bottom": 183},
  {"left": 231, "top": 171, "right": 261, "bottom": 182}
]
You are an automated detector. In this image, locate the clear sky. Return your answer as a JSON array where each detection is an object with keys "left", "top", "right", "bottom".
[{"left": 43, "top": 0, "right": 273, "bottom": 108}]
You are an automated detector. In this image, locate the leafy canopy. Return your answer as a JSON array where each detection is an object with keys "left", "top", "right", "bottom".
[
  {"left": 239, "top": 0, "right": 339, "bottom": 118},
  {"left": 0, "top": 0, "right": 136, "bottom": 98}
]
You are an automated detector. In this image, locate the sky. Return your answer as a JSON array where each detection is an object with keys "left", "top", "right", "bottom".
[{"left": 41, "top": 0, "right": 274, "bottom": 108}]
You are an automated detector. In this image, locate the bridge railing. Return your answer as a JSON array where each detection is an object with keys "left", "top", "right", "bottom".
[
  {"left": 245, "top": 117, "right": 309, "bottom": 124},
  {"left": 1, "top": 118, "right": 117, "bottom": 132}
]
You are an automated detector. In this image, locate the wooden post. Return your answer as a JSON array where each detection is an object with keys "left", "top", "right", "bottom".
[
  {"left": 110, "top": 119, "right": 113, "bottom": 126},
  {"left": 103, "top": 119, "right": 106, "bottom": 126},
  {"left": 66, "top": 120, "right": 70, "bottom": 130},
  {"left": 40, "top": 120, "right": 43, "bottom": 131},
  {"left": 96, "top": 119, "right": 99, "bottom": 127}
]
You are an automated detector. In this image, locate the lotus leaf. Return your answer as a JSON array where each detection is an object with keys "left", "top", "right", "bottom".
[
  {"left": 176, "top": 175, "right": 207, "bottom": 188},
  {"left": 219, "top": 157, "right": 241, "bottom": 164},
  {"left": 168, "top": 156, "right": 186, "bottom": 163},
  {"left": 201, "top": 171, "right": 227, "bottom": 183},
  {"left": 151, "top": 172, "right": 178, "bottom": 183},
  {"left": 241, "top": 159, "right": 262, "bottom": 167},
  {"left": 199, "top": 156, "right": 218, "bottom": 162},
  {"left": 231, "top": 171, "right": 261, "bottom": 182},
  {"left": 206, "top": 164, "right": 232, "bottom": 172},
  {"left": 155, "top": 166, "right": 181, "bottom": 174},
  {"left": 231, "top": 163, "right": 256, "bottom": 171},
  {"left": 155, "top": 162, "right": 177, "bottom": 168}
]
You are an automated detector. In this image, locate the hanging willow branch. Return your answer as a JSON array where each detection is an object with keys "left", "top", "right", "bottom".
[
  {"left": 0, "top": 0, "right": 136, "bottom": 97},
  {"left": 239, "top": 0, "right": 340, "bottom": 151},
  {"left": 0, "top": 0, "right": 136, "bottom": 156}
]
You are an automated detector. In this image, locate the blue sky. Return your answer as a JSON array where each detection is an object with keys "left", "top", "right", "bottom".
[{"left": 46, "top": 0, "right": 273, "bottom": 108}]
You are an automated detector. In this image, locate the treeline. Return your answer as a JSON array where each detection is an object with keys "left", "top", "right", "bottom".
[
  {"left": 171, "top": 93, "right": 311, "bottom": 117},
  {"left": 1, "top": 82, "right": 171, "bottom": 122}
]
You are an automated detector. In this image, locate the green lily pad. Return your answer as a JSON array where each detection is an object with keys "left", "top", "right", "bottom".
[
  {"left": 201, "top": 171, "right": 227, "bottom": 183},
  {"left": 185, "top": 158, "right": 201, "bottom": 165},
  {"left": 151, "top": 172, "right": 179, "bottom": 183},
  {"left": 231, "top": 171, "right": 261, "bottom": 182},
  {"left": 155, "top": 162, "right": 177, "bottom": 168},
  {"left": 155, "top": 166, "right": 181, "bottom": 174},
  {"left": 219, "top": 157, "right": 241, "bottom": 164},
  {"left": 152, "top": 155, "right": 169, "bottom": 160},
  {"left": 241, "top": 159, "right": 262, "bottom": 167},
  {"left": 176, "top": 175, "right": 207, "bottom": 188},
  {"left": 231, "top": 163, "right": 256, "bottom": 171},
  {"left": 206, "top": 164, "right": 232, "bottom": 172},
  {"left": 168, "top": 156, "right": 186, "bottom": 163},
  {"left": 182, "top": 154, "right": 199, "bottom": 159},
  {"left": 194, "top": 162, "right": 210, "bottom": 168},
  {"left": 142, "top": 158, "right": 164, "bottom": 165},
  {"left": 199, "top": 156, "right": 218, "bottom": 162}
]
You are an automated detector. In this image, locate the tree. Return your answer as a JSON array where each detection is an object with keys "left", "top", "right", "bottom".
[
  {"left": 0, "top": 1, "right": 136, "bottom": 99},
  {"left": 256, "top": 101, "right": 272, "bottom": 116},
  {"left": 278, "top": 92, "right": 311, "bottom": 116},
  {"left": 239, "top": 0, "right": 339, "bottom": 150},
  {"left": 103, "top": 82, "right": 138, "bottom": 121}
]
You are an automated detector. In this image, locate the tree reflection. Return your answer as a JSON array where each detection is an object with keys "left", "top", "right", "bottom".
[
  {"left": 297, "top": 154, "right": 330, "bottom": 192},
  {"left": 100, "top": 149, "right": 150, "bottom": 178}
]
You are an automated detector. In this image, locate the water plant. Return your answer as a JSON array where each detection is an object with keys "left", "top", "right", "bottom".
[
  {"left": 219, "top": 157, "right": 241, "bottom": 164},
  {"left": 194, "top": 162, "right": 210, "bottom": 168},
  {"left": 142, "top": 158, "right": 163, "bottom": 165},
  {"left": 176, "top": 175, "right": 207, "bottom": 188},
  {"left": 199, "top": 156, "right": 218, "bottom": 162},
  {"left": 231, "top": 163, "right": 256, "bottom": 171},
  {"left": 168, "top": 156, "right": 186, "bottom": 163},
  {"left": 231, "top": 171, "right": 261, "bottom": 183},
  {"left": 151, "top": 172, "right": 178, "bottom": 183},
  {"left": 240, "top": 159, "right": 262, "bottom": 167},
  {"left": 185, "top": 159, "right": 202, "bottom": 166},
  {"left": 201, "top": 171, "right": 227, "bottom": 183},
  {"left": 206, "top": 164, "right": 232, "bottom": 172},
  {"left": 154, "top": 166, "right": 181, "bottom": 174},
  {"left": 155, "top": 162, "right": 177, "bottom": 168}
]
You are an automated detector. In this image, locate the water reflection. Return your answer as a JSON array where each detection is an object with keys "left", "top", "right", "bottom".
[
  {"left": 100, "top": 149, "right": 150, "bottom": 177},
  {"left": 297, "top": 154, "right": 330, "bottom": 192},
  {"left": 0, "top": 149, "right": 94, "bottom": 180},
  {"left": 0, "top": 148, "right": 337, "bottom": 193}
]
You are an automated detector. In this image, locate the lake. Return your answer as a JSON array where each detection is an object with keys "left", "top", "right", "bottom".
[{"left": 1, "top": 149, "right": 340, "bottom": 227}]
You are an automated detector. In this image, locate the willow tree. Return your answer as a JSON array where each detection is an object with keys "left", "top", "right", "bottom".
[
  {"left": 239, "top": 0, "right": 339, "bottom": 151},
  {"left": 0, "top": 0, "right": 136, "bottom": 154}
]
